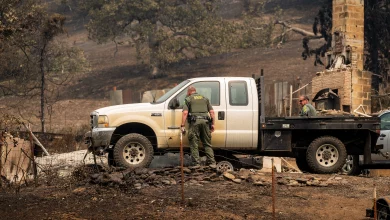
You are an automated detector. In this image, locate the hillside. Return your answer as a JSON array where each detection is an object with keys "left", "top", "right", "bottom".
[{"left": 0, "top": 0, "right": 325, "bottom": 132}]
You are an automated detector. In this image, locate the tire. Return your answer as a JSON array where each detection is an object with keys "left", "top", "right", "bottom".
[
  {"left": 216, "top": 161, "right": 234, "bottom": 173},
  {"left": 306, "top": 136, "right": 347, "bottom": 174},
  {"left": 341, "top": 155, "right": 362, "bottom": 176},
  {"left": 295, "top": 155, "right": 312, "bottom": 173},
  {"left": 113, "top": 133, "right": 154, "bottom": 168},
  {"left": 378, "top": 203, "right": 390, "bottom": 220},
  {"left": 215, "top": 151, "right": 240, "bottom": 169}
]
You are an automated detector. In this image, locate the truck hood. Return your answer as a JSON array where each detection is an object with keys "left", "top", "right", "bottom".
[{"left": 93, "top": 103, "right": 161, "bottom": 115}]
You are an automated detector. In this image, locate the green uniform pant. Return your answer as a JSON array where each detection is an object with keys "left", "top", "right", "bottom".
[{"left": 188, "top": 121, "right": 215, "bottom": 165}]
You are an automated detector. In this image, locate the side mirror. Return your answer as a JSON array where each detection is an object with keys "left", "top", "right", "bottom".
[{"left": 169, "top": 98, "right": 180, "bottom": 109}]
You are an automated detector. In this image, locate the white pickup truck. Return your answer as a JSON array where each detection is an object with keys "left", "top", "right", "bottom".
[{"left": 85, "top": 75, "right": 380, "bottom": 174}]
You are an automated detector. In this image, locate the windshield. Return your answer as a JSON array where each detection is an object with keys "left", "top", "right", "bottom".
[{"left": 154, "top": 80, "right": 190, "bottom": 104}]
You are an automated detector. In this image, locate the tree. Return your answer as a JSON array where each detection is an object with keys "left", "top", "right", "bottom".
[{"left": 0, "top": 0, "right": 88, "bottom": 132}]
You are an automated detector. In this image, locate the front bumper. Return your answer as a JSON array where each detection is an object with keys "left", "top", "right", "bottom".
[{"left": 84, "top": 127, "right": 116, "bottom": 148}]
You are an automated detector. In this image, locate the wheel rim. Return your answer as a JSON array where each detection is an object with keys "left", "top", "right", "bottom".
[
  {"left": 315, "top": 144, "right": 339, "bottom": 167},
  {"left": 342, "top": 155, "right": 353, "bottom": 173},
  {"left": 216, "top": 161, "right": 234, "bottom": 173},
  {"left": 123, "top": 142, "right": 146, "bottom": 165}
]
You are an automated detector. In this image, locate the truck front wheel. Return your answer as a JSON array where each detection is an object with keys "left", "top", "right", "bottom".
[
  {"left": 306, "top": 136, "right": 347, "bottom": 174},
  {"left": 113, "top": 133, "right": 154, "bottom": 168}
]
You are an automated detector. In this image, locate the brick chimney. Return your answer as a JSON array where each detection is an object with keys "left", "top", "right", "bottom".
[
  {"left": 332, "top": 0, "right": 364, "bottom": 70},
  {"left": 312, "top": 0, "right": 372, "bottom": 114}
]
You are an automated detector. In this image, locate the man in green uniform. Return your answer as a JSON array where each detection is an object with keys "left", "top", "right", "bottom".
[
  {"left": 181, "top": 86, "right": 216, "bottom": 167},
  {"left": 298, "top": 95, "right": 317, "bottom": 116}
]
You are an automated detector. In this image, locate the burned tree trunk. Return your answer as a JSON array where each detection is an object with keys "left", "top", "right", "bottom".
[{"left": 40, "top": 44, "right": 47, "bottom": 133}]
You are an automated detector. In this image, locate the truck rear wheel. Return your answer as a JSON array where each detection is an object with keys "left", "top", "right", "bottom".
[
  {"left": 306, "top": 136, "right": 347, "bottom": 174},
  {"left": 113, "top": 133, "right": 154, "bottom": 168}
]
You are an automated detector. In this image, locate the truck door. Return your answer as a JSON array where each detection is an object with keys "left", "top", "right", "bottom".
[
  {"left": 163, "top": 80, "right": 227, "bottom": 148},
  {"left": 374, "top": 112, "right": 390, "bottom": 160},
  {"left": 225, "top": 78, "right": 255, "bottom": 149}
]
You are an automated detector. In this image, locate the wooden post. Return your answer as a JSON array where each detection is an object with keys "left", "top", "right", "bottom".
[
  {"left": 180, "top": 132, "right": 185, "bottom": 203},
  {"left": 28, "top": 124, "right": 37, "bottom": 184},
  {"left": 289, "top": 85, "right": 293, "bottom": 116},
  {"left": 374, "top": 184, "right": 377, "bottom": 220},
  {"left": 272, "top": 158, "right": 276, "bottom": 220},
  {"left": 0, "top": 132, "right": 3, "bottom": 179}
]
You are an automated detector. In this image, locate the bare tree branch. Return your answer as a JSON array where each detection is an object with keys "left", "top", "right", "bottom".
[{"left": 275, "top": 20, "right": 322, "bottom": 39}]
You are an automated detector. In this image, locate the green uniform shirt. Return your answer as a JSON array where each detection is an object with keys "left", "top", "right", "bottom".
[
  {"left": 299, "top": 103, "right": 317, "bottom": 117},
  {"left": 183, "top": 93, "right": 213, "bottom": 124}
]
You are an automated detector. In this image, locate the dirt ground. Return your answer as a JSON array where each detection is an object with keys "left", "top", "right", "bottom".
[{"left": 0, "top": 165, "right": 385, "bottom": 220}]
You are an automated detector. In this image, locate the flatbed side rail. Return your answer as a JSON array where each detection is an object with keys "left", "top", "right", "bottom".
[{"left": 261, "top": 117, "right": 380, "bottom": 130}]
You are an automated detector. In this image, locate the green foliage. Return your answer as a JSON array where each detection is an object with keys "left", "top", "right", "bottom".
[
  {"left": 45, "top": 41, "right": 88, "bottom": 79},
  {"left": 0, "top": 0, "right": 45, "bottom": 40}
]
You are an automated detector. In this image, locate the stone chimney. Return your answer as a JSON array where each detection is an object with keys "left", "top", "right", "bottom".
[
  {"left": 312, "top": 0, "right": 372, "bottom": 114},
  {"left": 332, "top": 0, "right": 364, "bottom": 70}
]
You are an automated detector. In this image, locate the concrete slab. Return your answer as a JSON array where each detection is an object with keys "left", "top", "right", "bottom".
[{"left": 259, "top": 156, "right": 281, "bottom": 173}]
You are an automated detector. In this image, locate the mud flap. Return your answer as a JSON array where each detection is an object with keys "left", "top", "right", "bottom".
[{"left": 364, "top": 131, "right": 372, "bottom": 165}]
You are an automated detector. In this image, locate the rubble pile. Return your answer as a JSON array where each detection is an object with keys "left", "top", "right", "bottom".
[
  {"left": 87, "top": 166, "right": 222, "bottom": 189},
  {"left": 74, "top": 165, "right": 348, "bottom": 190}
]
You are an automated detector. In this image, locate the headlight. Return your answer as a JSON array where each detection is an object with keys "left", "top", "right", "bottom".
[{"left": 98, "top": 115, "right": 109, "bottom": 128}]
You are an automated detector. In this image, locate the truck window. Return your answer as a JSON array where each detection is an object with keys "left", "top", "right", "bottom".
[
  {"left": 229, "top": 81, "right": 248, "bottom": 106},
  {"left": 381, "top": 113, "right": 390, "bottom": 130},
  {"left": 175, "top": 81, "right": 220, "bottom": 108}
]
